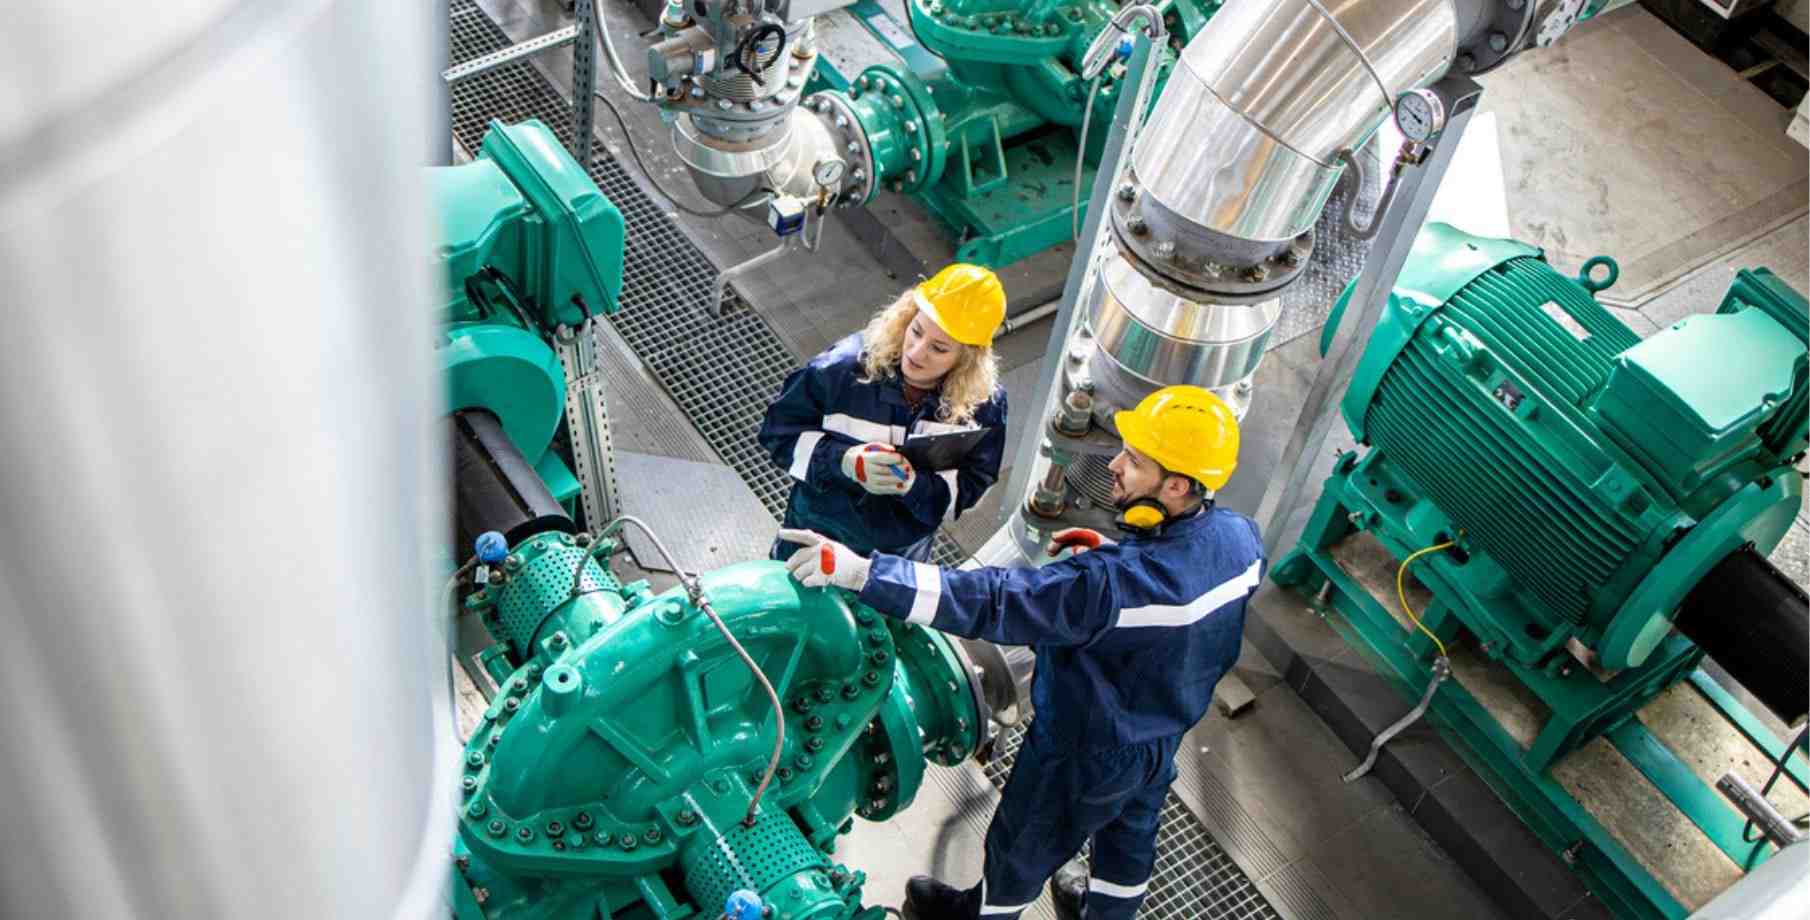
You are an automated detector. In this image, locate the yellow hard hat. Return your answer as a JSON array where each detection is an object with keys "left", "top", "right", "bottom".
[
  {"left": 1114, "top": 385, "right": 1240, "bottom": 491},
  {"left": 912, "top": 263, "right": 1006, "bottom": 347}
]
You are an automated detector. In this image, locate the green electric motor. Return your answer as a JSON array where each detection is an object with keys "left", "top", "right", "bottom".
[
  {"left": 1312, "top": 223, "right": 1807, "bottom": 718},
  {"left": 434, "top": 119, "right": 626, "bottom": 547},
  {"left": 451, "top": 531, "right": 990, "bottom": 920}
]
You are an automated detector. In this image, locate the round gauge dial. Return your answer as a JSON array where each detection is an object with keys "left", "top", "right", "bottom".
[
  {"left": 1393, "top": 89, "right": 1446, "bottom": 143},
  {"left": 812, "top": 158, "right": 847, "bottom": 188}
]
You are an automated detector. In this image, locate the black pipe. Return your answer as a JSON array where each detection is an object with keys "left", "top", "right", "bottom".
[
  {"left": 448, "top": 409, "right": 575, "bottom": 556},
  {"left": 1675, "top": 545, "right": 1809, "bottom": 723}
]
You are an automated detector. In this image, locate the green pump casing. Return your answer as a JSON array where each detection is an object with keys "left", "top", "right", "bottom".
[
  {"left": 1322, "top": 223, "right": 1807, "bottom": 671},
  {"left": 452, "top": 533, "right": 987, "bottom": 919}
]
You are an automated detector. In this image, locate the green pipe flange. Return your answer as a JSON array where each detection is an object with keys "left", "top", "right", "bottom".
[
  {"left": 856, "top": 64, "right": 947, "bottom": 195},
  {"left": 862, "top": 683, "right": 927, "bottom": 821},
  {"left": 1601, "top": 473, "right": 1803, "bottom": 668},
  {"left": 893, "top": 624, "right": 984, "bottom": 767}
]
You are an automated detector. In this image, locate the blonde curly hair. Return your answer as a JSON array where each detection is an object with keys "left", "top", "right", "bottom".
[{"left": 859, "top": 291, "right": 1000, "bottom": 425}]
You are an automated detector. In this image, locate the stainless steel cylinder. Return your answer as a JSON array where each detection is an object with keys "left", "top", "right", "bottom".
[
  {"left": 1132, "top": 0, "right": 1458, "bottom": 242},
  {"left": 671, "top": 114, "right": 793, "bottom": 205},
  {"left": 1083, "top": 247, "right": 1280, "bottom": 414},
  {"left": 761, "top": 107, "right": 843, "bottom": 199},
  {"left": 667, "top": 16, "right": 836, "bottom": 207}
]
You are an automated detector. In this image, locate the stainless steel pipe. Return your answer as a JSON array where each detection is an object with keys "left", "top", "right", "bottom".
[
  {"left": 1131, "top": 0, "right": 1459, "bottom": 243},
  {"left": 1085, "top": 251, "right": 1280, "bottom": 408}
]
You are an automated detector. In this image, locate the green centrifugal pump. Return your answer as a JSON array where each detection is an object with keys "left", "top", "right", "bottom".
[
  {"left": 1274, "top": 223, "right": 1809, "bottom": 916},
  {"left": 804, "top": 0, "right": 1221, "bottom": 266},
  {"left": 449, "top": 532, "right": 992, "bottom": 919}
]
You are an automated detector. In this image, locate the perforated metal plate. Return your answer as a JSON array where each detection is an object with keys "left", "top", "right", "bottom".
[
  {"left": 495, "top": 544, "right": 615, "bottom": 650},
  {"left": 449, "top": 3, "right": 1275, "bottom": 916},
  {"left": 678, "top": 810, "right": 827, "bottom": 909},
  {"left": 1272, "top": 147, "right": 1382, "bottom": 349}
]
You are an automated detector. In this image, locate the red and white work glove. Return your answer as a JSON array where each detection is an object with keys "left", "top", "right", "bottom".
[
  {"left": 841, "top": 442, "right": 916, "bottom": 495},
  {"left": 779, "top": 528, "right": 872, "bottom": 591},
  {"left": 1046, "top": 527, "right": 1116, "bottom": 558}
]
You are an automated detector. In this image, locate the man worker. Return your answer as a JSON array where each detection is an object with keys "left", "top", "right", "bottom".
[{"left": 779, "top": 384, "right": 1264, "bottom": 920}]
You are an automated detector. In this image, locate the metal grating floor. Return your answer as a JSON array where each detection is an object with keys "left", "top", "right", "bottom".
[
  {"left": 983, "top": 723, "right": 1284, "bottom": 920},
  {"left": 448, "top": 1, "right": 1273, "bottom": 913}
]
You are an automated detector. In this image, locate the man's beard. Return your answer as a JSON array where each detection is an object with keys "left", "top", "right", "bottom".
[{"left": 1111, "top": 477, "right": 1159, "bottom": 511}]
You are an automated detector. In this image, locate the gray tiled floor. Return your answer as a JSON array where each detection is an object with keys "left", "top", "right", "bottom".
[{"left": 1478, "top": 7, "right": 1808, "bottom": 298}]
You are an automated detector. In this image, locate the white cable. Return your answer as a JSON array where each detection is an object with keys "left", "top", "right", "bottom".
[
  {"left": 1072, "top": 75, "right": 1103, "bottom": 242},
  {"left": 594, "top": 0, "right": 653, "bottom": 101}
]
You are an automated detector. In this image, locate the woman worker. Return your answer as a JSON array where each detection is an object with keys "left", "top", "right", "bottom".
[{"left": 758, "top": 263, "right": 1010, "bottom": 562}]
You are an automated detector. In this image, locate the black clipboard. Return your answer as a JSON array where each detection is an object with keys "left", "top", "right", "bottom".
[{"left": 901, "top": 426, "right": 991, "bottom": 472}]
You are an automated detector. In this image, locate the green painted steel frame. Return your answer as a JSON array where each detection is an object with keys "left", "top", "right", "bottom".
[
  {"left": 1273, "top": 465, "right": 1800, "bottom": 919},
  {"left": 1275, "top": 541, "right": 1676, "bottom": 917}
]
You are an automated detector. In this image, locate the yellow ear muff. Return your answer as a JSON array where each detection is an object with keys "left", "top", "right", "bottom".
[{"left": 1121, "top": 503, "right": 1165, "bottom": 530}]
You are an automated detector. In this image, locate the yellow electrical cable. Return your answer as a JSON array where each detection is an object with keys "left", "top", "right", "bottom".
[{"left": 1396, "top": 539, "right": 1457, "bottom": 659}]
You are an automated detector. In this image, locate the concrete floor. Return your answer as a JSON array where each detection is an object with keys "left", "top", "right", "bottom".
[{"left": 457, "top": 1, "right": 1809, "bottom": 917}]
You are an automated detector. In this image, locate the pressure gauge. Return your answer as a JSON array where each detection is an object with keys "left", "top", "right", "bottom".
[
  {"left": 812, "top": 158, "right": 847, "bottom": 188},
  {"left": 1393, "top": 89, "right": 1446, "bottom": 143}
]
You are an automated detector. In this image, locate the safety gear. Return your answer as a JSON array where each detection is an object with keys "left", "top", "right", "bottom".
[
  {"left": 1049, "top": 860, "right": 1087, "bottom": 920},
  {"left": 1113, "top": 498, "right": 1169, "bottom": 537},
  {"left": 860, "top": 505, "right": 1263, "bottom": 749},
  {"left": 973, "top": 730, "right": 1177, "bottom": 920},
  {"left": 779, "top": 529, "right": 872, "bottom": 592},
  {"left": 758, "top": 333, "right": 1008, "bottom": 559},
  {"left": 1113, "top": 385, "right": 1239, "bottom": 491},
  {"left": 1047, "top": 527, "right": 1115, "bottom": 558},
  {"left": 902, "top": 876, "right": 975, "bottom": 920},
  {"left": 841, "top": 442, "right": 915, "bottom": 495},
  {"left": 913, "top": 263, "right": 1007, "bottom": 347}
]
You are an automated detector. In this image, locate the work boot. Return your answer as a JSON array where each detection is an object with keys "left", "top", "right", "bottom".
[
  {"left": 1049, "top": 859, "right": 1088, "bottom": 920},
  {"left": 902, "top": 876, "right": 972, "bottom": 920}
]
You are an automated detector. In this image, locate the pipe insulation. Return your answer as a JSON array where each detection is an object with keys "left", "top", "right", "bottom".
[{"left": 1131, "top": 0, "right": 1461, "bottom": 244}]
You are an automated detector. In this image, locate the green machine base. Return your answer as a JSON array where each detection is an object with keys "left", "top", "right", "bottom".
[
  {"left": 918, "top": 127, "right": 1093, "bottom": 267},
  {"left": 1271, "top": 471, "right": 1805, "bottom": 920}
]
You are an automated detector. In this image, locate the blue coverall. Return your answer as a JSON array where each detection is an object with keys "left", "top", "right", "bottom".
[
  {"left": 757, "top": 332, "right": 1008, "bottom": 560},
  {"left": 859, "top": 506, "right": 1265, "bottom": 919}
]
